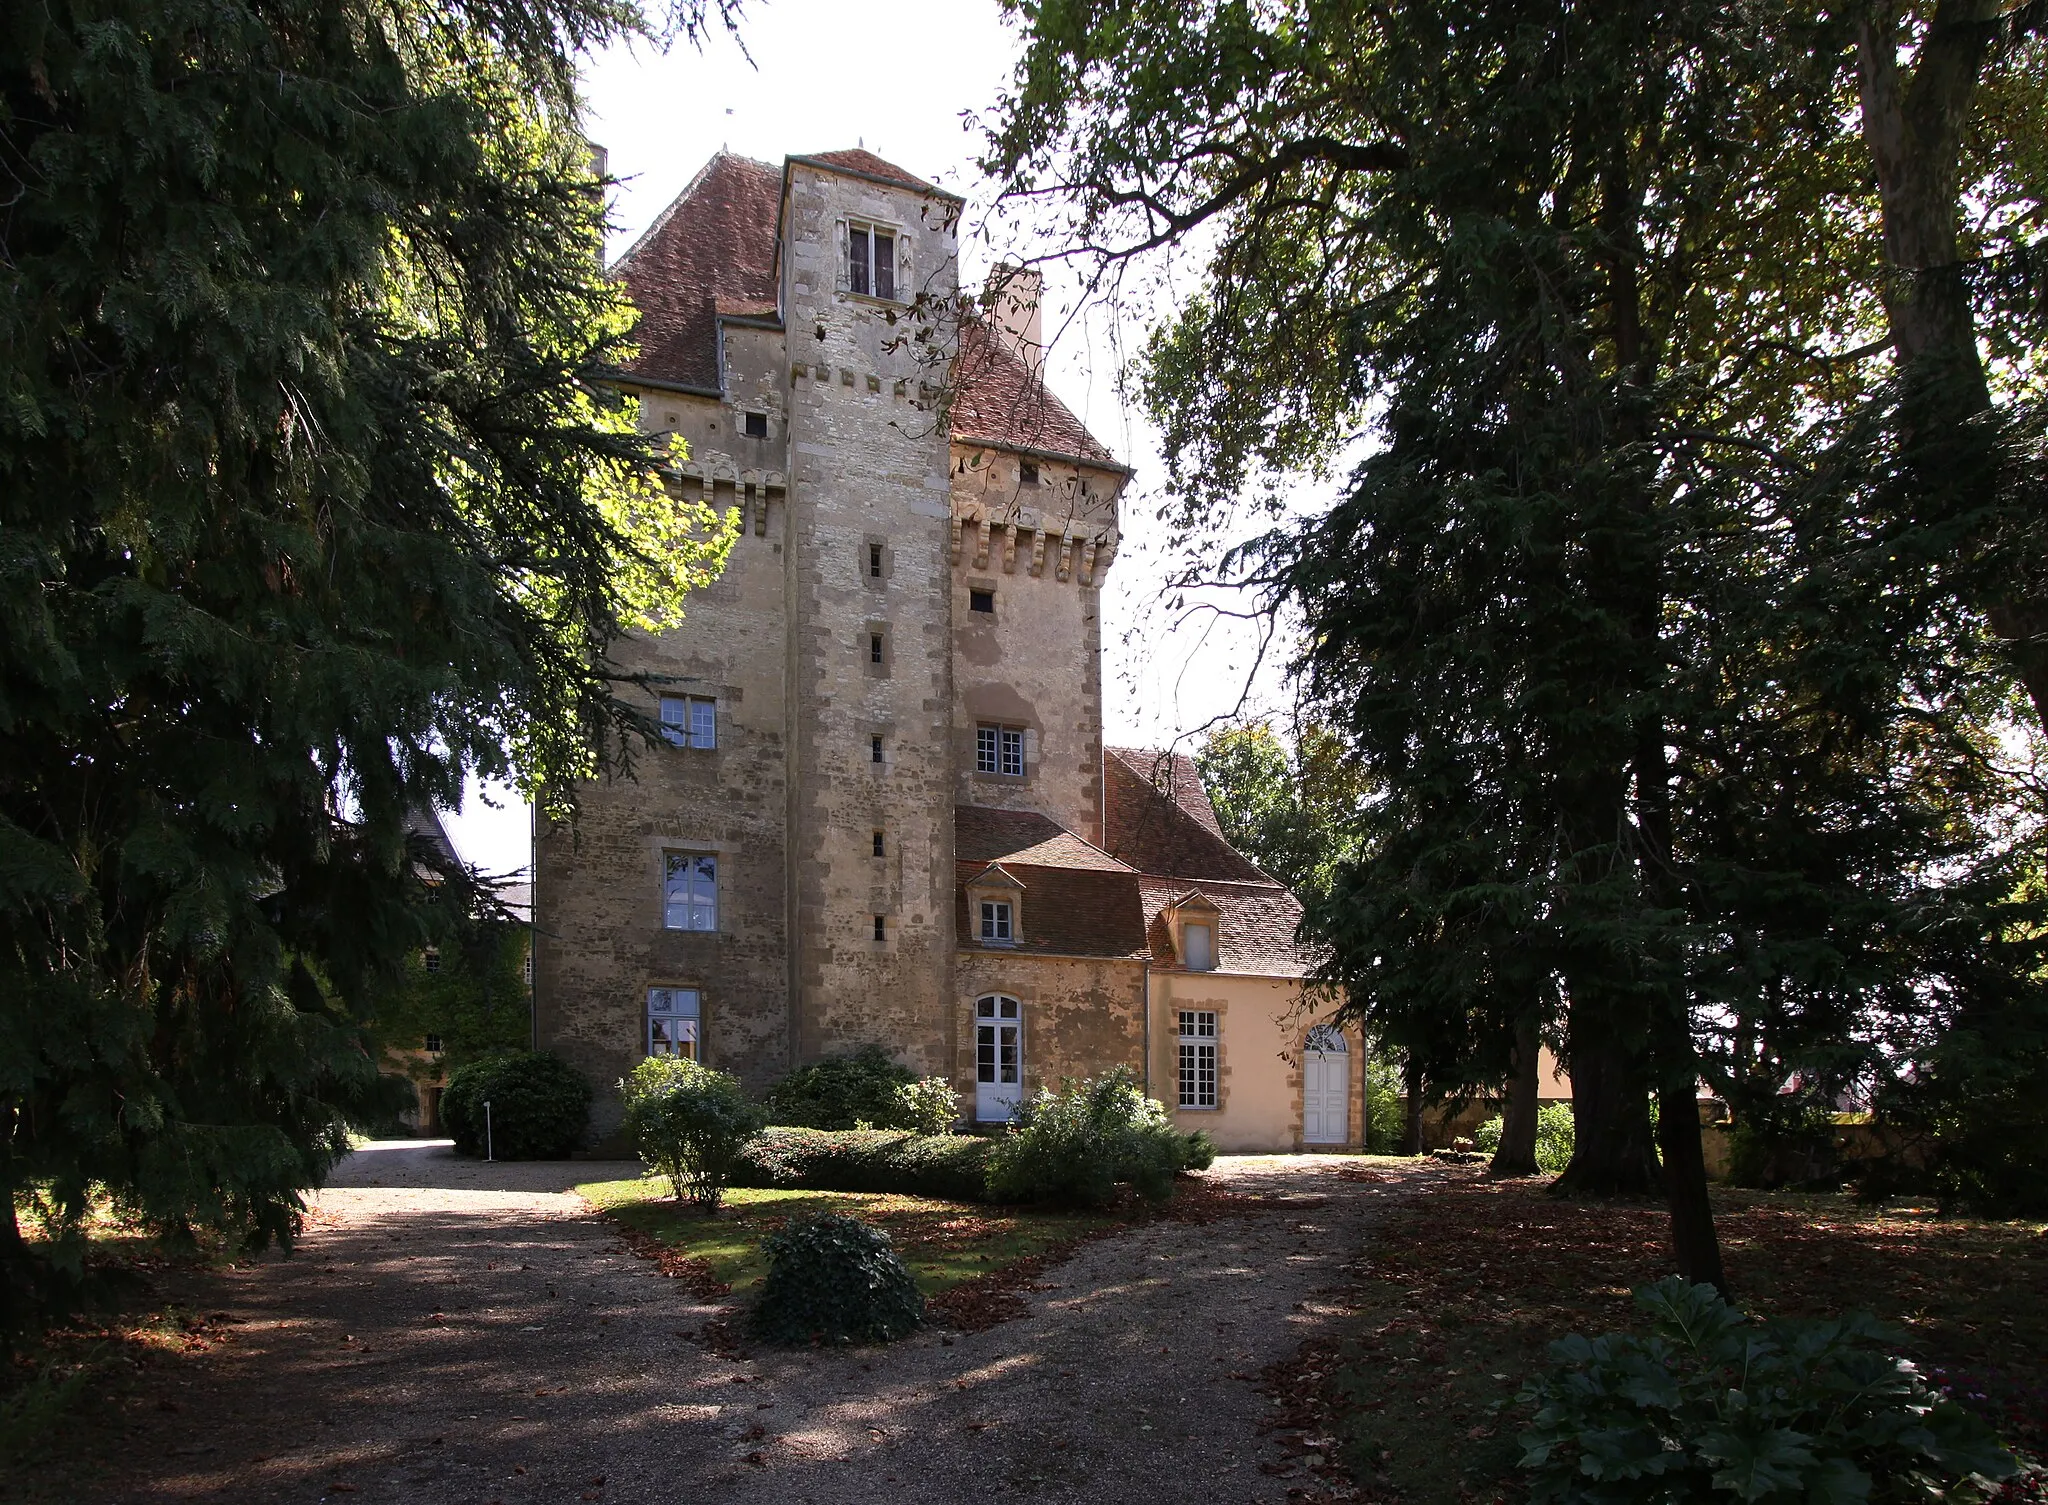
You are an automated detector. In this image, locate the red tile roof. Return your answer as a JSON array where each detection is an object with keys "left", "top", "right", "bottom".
[
  {"left": 790, "top": 149, "right": 945, "bottom": 196},
  {"left": 951, "top": 318, "right": 1125, "bottom": 471},
  {"left": 956, "top": 862, "right": 1151, "bottom": 960},
  {"left": 613, "top": 153, "right": 783, "bottom": 393},
  {"left": 956, "top": 806, "right": 1132, "bottom": 872},
  {"left": 1138, "top": 877, "right": 1315, "bottom": 978},
  {"left": 1103, "top": 748, "right": 1271, "bottom": 883}
]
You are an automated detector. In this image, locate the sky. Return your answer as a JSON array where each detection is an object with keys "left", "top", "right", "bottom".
[{"left": 443, "top": 0, "right": 1312, "bottom": 875}]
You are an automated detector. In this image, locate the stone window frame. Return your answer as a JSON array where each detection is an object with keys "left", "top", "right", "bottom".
[
  {"left": 646, "top": 985, "right": 702, "bottom": 1061},
  {"left": 1177, "top": 1009, "right": 1219, "bottom": 1110},
  {"left": 966, "top": 864, "right": 1025, "bottom": 948},
  {"left": 864, "top": 622, "right": 891, "bottom": 678},
  {"left": 660, "top": 850, "right": 719, "bottom": 932},
  {"left": 838, "top": 215, "right": 911, "bottom": 304},
  {"left": 1164, "top": 892, "right": 1224, "bottom": 970},
  {"left": 863, "top": 535, "right": 893, "bottom": 589},
  {"left": 973, "top": 721, "right": 1030, "bottom": 781}
]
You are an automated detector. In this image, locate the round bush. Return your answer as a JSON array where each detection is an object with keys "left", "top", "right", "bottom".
[
  {"left": 764, "top": 1046, "right": 959, "bottom": 1132},
  {"left": 440, "top": 1051, "right": 590, "bottom": 1159},
  {"left": 985, "top": 1067, "right": 1202, "bottom": 1207},
  {"left": 620, "top": 1055, "right": 765, "bottom": 1208},
  {"left": 751, "top": 1213, "right": 924, "bottom": 1346}
]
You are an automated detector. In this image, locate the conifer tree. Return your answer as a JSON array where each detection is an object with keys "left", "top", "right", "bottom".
[{"left": 0, "top": 0, "right": 739, "bottom": 1329}]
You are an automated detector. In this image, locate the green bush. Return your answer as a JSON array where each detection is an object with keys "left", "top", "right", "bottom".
[
  {"left": 1180, "top": 1128, "right": 1218, "bottom": 1172},
  {"left": 984, "top": 1068, "right": 1203, "bottom": 1207},
  {"left": 750, "top": 1213, "right": 924, "bottom": 1346},
  {"left": 1365, "top": 1052, "right": 1406, "bottom": 1152},
  {"left": 1474, "top": 1103, "right": 1576, "bottom": 1173},
  {"left": 620, "top": 1056, "right": 766, "bottom": 1209},
  {"left": 440, "top": 1051, "right": 589, "bottom": 1159},
  {"left": 1518, "top": 1276, "right": 2014, "bottom": 1505},
  {"left": 732, "top": 1127, "right": 994, "bottom": 1201},
  {"left": 763, "top": 1046, "right": 960, "bottom": 1133}
]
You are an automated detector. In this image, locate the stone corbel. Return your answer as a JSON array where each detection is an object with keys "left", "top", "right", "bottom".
[
  {"left": 1028, "top": 530, "right": 1048, "bottom": 577},
  {"left": 1079, "top": 538, "right": 1100, "bottom": 586},
  {"left": 1001, "top": 525, "right": 1019, "bottom": 574},
  {"left": 972, "top": 519, "right": 992, "bottom": 571},
  {"left": 949, "top": 516, "right": 965, "bottom": 566},
  {"left": 1055, "top": 532, "right": 1075, "bottom": 582}
]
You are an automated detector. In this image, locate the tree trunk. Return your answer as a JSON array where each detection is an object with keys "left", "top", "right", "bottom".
[
  {"left": 1658, "top": 1078, "right": 1728, "bottom": 1296},
  {"left": 1856, "top": 1, "right": 2048, "bottom": 734},
  {"left": 1555, "top": 1009, "right": 1662, "bottom": 1195},
  {"left": 1490, "top": 1016, "right": 1543, "bottom": 1177},
  {"left": 1403, "top": 1053, "right": 1425, "bottom": 1156}
]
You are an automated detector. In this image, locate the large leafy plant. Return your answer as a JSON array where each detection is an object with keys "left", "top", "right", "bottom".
[
  {"left": 620, "top": 1056, "right": 765, "bottom": 1210},
  {"left": 1518, "top": 1277, "right": 2015, "bottom": 1505}
]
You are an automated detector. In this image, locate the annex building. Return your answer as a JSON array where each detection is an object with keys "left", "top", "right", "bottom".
[{"left": 533, "top": 148, "right": 1363, "bottom": 1151}]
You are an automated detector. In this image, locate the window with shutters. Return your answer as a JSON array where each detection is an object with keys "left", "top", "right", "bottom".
[{"left": 1178, "top": 1010, "right": 1218, "bottom": 1109}]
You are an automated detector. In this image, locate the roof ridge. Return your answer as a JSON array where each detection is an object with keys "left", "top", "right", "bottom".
[{"left": 612, "top": 151, "right": 779, "bottom": 274}]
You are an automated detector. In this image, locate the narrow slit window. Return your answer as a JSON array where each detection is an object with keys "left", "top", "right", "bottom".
[
  {"left": 871, "top": 734, "right": 884, "bottom": 764},
  {"left": 872, "top": 830, "right": 885, "bottom": 857},
  {"left": 869, "top": 632, "right": 885, "bottom": 665},
  {"left": 868, "top": 542, "right": 884, "bottom": 579},
  {"left": 873, "top": 914, "right": 886, "bottom": 942}
]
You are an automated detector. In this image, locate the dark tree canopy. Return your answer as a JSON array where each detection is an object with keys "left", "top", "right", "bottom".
[{"left": 0, "top": 0, "right": 740, "bottom": 1329}]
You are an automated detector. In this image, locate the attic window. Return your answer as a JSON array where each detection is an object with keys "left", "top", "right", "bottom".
[
  {"left": 743, "top": 411, "right": 768, "bottom": 437},
  {"left": 979, "top": 900, "right": 1014, "bottom": 945},
  {"left": 848, "top": 221, "right": 897, "bottom": 300},
  {"left": 969, "top": 588, "right": 994, "bottom": 614},
  {"left": 1020, "top": 461, "right": 1039, "bottom": 485}
]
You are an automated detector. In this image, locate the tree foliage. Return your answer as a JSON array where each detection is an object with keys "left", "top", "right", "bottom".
[
  {"left": 0, "top": 0, "right": 740, "bottom": 1329},
  {"left": 987, "top": 0, "right": 2048, "bottom": 1277},
  {"left": 1196, "top": 719, "right": 1366, "bottom": 907}
]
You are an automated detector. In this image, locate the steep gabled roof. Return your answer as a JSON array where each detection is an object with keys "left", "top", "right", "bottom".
[
  {"left": 1137, "top": 876, "right": 1315, "bottom": 978},
  {"left": 952, "top": 318, "right": 1126, "bottom": 472},
  {"left": 955, "top": 805, "right": 1132, "bottom": 872},
  {"left": 790, "top": 148, "right": 950, "bottom": 197},
  {"left": 612, "top": 152, "right": 783, "bottom": 392},
  {"left": 1102, "top": 747, "right": 1271, "bottom": 884}
]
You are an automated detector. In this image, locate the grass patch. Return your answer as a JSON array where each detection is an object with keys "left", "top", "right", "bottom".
[
  {"left": 1268, "top": 1169, "right": 2048, "bottom": 1505},
  {"left": 577, "top": 1178, "right": 1120, "bottom": 1297}
]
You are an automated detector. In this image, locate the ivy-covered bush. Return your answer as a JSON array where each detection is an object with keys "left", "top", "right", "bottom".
[
  {"left": 733, "top": 1127, "right": 994, "bottom": 1202},
  {"left": 984, "top": 1068, "right": 1206, "bottom": 1207},
  {"left": 1474, "top": 1102, "right": 1576, "bottom": 1173},
  {"left": 1518, "top": 1276, "right": 2014, "bottom": 1505},
  {"left": 440, "top": 1051, "right": 590, "bottom": 1159},
  {"left": 763, "top": 1046, "right": 960, "bottom": 1133},
  {"left": 620, "top": 1055, "right": 766, "bottom": 1209},
  {"left": 750, "top": 1213, "right": 924, "bottom": 1346}
]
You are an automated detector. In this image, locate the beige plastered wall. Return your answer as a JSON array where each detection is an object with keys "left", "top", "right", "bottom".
[{"left": 1150, "top": 970, "right": 1364, "bottom": 1152}]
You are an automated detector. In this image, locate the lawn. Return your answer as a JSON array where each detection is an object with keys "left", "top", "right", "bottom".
[
  {"left": 577, "top": 1177, "right": 1121, "bottom": 1301},
  {"left": 1265, "top": 1166, "right": 2048, "bottom": 1505}
]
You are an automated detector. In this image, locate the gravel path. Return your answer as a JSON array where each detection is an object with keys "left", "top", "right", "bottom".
[{"left": 83, "top": 1143, "right": 1435, "bottom": 1504}]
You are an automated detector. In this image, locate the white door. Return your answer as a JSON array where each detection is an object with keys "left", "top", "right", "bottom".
[
  {"left": 1303, "top": 1026, "right": 1350, "bottom": 1145},
  {"left": 975, "top": 995, "right": 1024, "bottom": 1122}
]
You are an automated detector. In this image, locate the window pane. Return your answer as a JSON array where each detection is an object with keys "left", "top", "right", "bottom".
[
  {"left": 1184, "top": 923, "right": 1213, "bottom": 971},
  {"left": 976, "top": 1024, "right": 996, "bottom": 1081},
  {"left": 664, "top": 854, "right": 718, "bottom": 931},
  {"left": 1000, "top": 727, "right": 1023, "bottom": 777},
  {"left": 690, "top": 698, "right": 716, "bottom": 749},
  {"left": 976, "top": 725, "right": 998, "bottom": 773},
  {"left": 848, "top": 227, "right": 869, "bottom": 295},
  {"left": 998, "top": 1028, "right": 1018, "bottom": 1083},
  {"left": 874, "top": 233, "right": 895, "bottom": 299}
]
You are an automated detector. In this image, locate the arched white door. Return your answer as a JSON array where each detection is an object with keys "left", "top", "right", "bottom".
[
  {"left": 1303, "top": 1025, "right": 1350, "bottom": 1145},
  {"left": 975, "top": 995, "right": 1024, "bottom": 1122}
]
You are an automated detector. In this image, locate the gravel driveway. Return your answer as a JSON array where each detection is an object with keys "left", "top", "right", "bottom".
[{"left": 77, "top": 1143, "right": 1432, "bottom": 1504}]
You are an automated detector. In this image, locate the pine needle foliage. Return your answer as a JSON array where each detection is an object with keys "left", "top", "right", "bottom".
[{"left": 0, "top": 0, "right": 740, "bottom": 1333}]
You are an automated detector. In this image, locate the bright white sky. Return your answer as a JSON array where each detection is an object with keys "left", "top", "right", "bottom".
[{"left": 444, "top": 0, "right": 1313, "bottom": 875}]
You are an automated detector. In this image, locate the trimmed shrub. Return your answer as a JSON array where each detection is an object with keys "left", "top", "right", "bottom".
[
  {"left": 440, "top": 1051, "right": 589, "bottom": 1159},
  {"left": 1518, "top": 1276, "right": 2014, "bottom": 1505},
  {"left": 984, "top": 1068, "right": 1203, "bottom": 1207},
  {"left": 733, "top": 1127, "right": 994, "bottom": 1202},
  {"left": 620, "top": 1055, "right": 766, "bottom": 1209},
  {"left": 751, "top": 1213, "right": 923, "bottom": 1346},
  {"left": 894, "top": 1075, "right": 964, "bottom": 1136},
  {"left": 764, "top": 1046, "right": 914, "bottom": 1129}
]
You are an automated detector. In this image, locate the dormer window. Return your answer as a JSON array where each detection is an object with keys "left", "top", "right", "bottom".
[
  {"left": 980, "top": 900, "right": 1013, "bottom": 944},
  {"left": 1166, "top": 893, "right": 1222, "bottom": 971},
  {"left": 967, "top": 863, "right": 1026, "bottom": 947},
  {"left": 848, "top": 221, "right": 897, "bottom": 300},
  {"left": 1183, "top": 923, "right": 1214, "bottom": 971},
  {"left": 1020, "top": 461, "right": 1039, "bottom": 485}
]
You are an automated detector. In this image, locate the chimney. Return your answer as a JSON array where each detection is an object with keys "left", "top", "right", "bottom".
[
  {"left": 987, "top": 264, "right": 1044, "bottom": 376},
  {"left": 587, "top": 143, "right": 609, "bottom": 182}
]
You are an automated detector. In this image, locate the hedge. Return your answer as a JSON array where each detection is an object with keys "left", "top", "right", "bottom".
[{"left": 731, "top": 1127, "right": 995, "bottom": 1202}]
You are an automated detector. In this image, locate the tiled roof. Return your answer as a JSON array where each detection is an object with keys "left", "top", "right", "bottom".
[
  {"left": 956, "top": 805, "right": 1132, "bottom": 872},
  {"left": 952, "top": 318, "right": 1124, "bottom": 471},
  {"left": 1138, "top": 877, "right": 1316, "bottom": 978},
  {"left": 613, "top": 152, "right": 783, "bottom": 392},
  {"left": 1103, "top": 748, "right": 1271, "bottom": 883},
  {"left": 790, "top": 148, "right": 945, "bottom": 196},
  {"left": 955, "top": 862, "right": 1150, "bottom": 960}
]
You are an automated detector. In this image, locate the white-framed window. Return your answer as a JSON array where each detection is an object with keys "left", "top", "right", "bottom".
[
  {"left": 1182, "top": 922, "right": 1215, "bottom": 971},
  {"left": 975, "top": 994, "right": 1022, "bottom": 1086},
  {"left": 422, "top": 946, "right": 441, "bottom": 975},
  {"left": 979, "top": 899, "right": 1013, "bottom": 944},
  {"left": 976, "top": 723, "right": 1024, "bottom": 776},
  {"left": 424, "top": 1033, "right": 444, "bottom": 1054},
  {"left": 662, "top": 851, "right": 718, "bottom": 931},
  {"left": 1178, "top": 1010, "right": 1218, "bottom": 1109},
  {"left": 660, "top": 695, "right": 717, "bottom": 750},
  {"left": 647, "top": 987, "right": 700, "bottom": 1059},
  {"left": 847, "top": 220, "right": 897, "bottom": 299}
]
